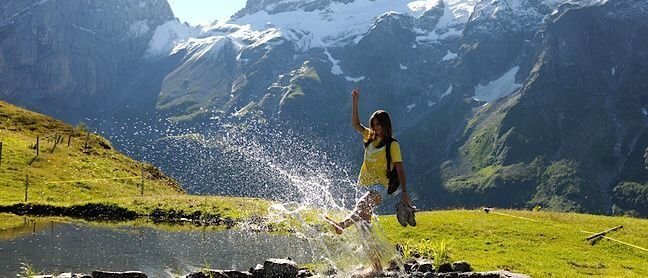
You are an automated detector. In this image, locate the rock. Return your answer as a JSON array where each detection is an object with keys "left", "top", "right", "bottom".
[
  {"left": 91, "top": 271, "right": 147, "bottom": 278},
  {"left": 404, "top": 258, "right": 418, "bottom": 273},
  {"left": 436, "top": 263, "right": 453, "bottom": 273},
  {"left": 263, "top": 258, "right": 298, "bottom": 278},
  {"left": 54, "top": 274, "right": 83, "bottom": 278},
  {"left": 452, "top": 261, "right": 472, "bottom": 272},
  {"left": 250, "top": 264, "right": 264, "bottom": 278},
  {"left": 415, "top": 260, "right": 435, "bottom": 273},
  {"left": 224, "top": 270, "right": 253, "bottom": 278},
  {"left": 386, "top": 260, "right": 400, "bottom": 272},
  {"left": 186, "top": 270, "right": 229, "bottom": 278},
  {"left": 296, "top": 268, "right": 313, "bottom": 277},
  {"left": 380, "top": 271, "right": 401, "bottom": 277}
]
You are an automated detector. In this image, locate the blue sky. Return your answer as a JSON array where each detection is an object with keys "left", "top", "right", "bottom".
[{"left": 167, "top": 0, "right": 247, "bottom": 26}]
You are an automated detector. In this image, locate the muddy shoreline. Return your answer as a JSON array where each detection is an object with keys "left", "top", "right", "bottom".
[{"left": 0, "top": 203, "right": 236, "bottom": 228}]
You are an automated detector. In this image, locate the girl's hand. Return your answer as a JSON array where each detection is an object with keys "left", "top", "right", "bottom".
[
  {"left": 351, "top": 88, "right": 360, "bottom": 99},
  {"left": 401, "top": 191, "right": 412, "bottom": 207}
]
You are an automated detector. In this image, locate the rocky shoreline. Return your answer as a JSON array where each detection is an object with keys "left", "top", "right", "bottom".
[
  {"left": 0, "top": 203, "right": 236, "bottom": 227},
  {"left": 28, "top": 258, "right": 530, "bottom": 278}
]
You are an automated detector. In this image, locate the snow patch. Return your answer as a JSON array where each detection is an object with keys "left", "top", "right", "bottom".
[
  {"left": 400, "top": 64, "right": 408, "bottom": 70},
  {"left": 407, "top": 0, "right": 442, "bottom": 17},
  {"left": 345, "top": 76, "right": 365, "bottom": 82},
  {"left": 229, "top": 0, "right": 458, "bottom": 48},
  {"left": 427, "top": 100, "right": 436, "bottom": 107},
  {"left": 146, "top": 20, "right": 200, "bottom": 56},
  {"left": 415, "top": 0, "right": 477, "bottom": 43},
  {"left": 407, "top": 103, "right": 417, "bottom": 112},
  {"left": 441, "top": 84, "right": 453, "bottom": 99},
  {"left": 473, "top": 66, "right": 522, "bottom": 102},
  {"left": 325, "top": 50, "right": 343, "bottom": 75},
  {"left": 442, "top": 50, "right": 457, "bottom": 61},
  {"left": 611, "top": 67, "right": 616, "bottom": 76},
  {"left": 248, "top": 28, "right": 284, "bottom": 48},
  {"left": 171, "top": 36, "right": 230, "bottom": 62},
  {"left": 643, "top": 108, "right": 647, "bottom": 116}
]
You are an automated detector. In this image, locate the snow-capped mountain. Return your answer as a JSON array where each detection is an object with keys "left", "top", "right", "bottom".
[{"left": 1, "top": 0, "right": 647, "bottom": 215}]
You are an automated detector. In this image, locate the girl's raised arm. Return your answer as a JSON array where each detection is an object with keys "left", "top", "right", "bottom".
[{"left": 351, "top": 88, "right": 366, "bottom": 133}]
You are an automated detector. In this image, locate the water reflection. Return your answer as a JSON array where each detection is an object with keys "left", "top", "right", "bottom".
[{"left": 0, "top": 215, "right": 312, "bottom": 277}]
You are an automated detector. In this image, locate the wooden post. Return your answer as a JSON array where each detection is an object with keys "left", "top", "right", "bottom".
[
  {"left": 0, "top": 141, "right": 3, "bottom": 167},
  {"left": 50, "top": 133, "right": 59, "bottom": 154},
  {"left": 586, "top": 225, "right": 624, "bottom": 241},
  {"left": 84, "top": 130, "right": 90, "bottom": 151},
  {"left": 140, "top": 163, "right": 145, "bottom": 196},
  {"left": 67, "top": 135, "right": 71, "bottom": 147},
  {"left": 35, "top": 136, "right": 39, "bottom": 157},
  {"left": 24, "top": 174, "right": 29, "bottom": 202}
]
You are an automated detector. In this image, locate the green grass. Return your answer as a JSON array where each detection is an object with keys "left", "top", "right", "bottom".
[
  {"left": 109, "top": 195, "right": 271, "bottom": 220},
  {"left": 19, "top": 261, "right": 40, "bottom": 277},
  {"left": 0, "top": 100, "right": 271, "bottom": 222},
  {"left": 379, "top": 209, "right": 648, "bottom": 277},
  {"left": 0, "top": 100, "right": 183, "bottom": 204}
]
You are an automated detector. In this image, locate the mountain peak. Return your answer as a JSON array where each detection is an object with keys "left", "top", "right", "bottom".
[{"left": 234, "top": 0, "right": 359, "bottom": 17}]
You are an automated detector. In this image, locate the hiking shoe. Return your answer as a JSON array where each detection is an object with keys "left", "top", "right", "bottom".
[
  {"left": 396, "top": 202, "right": 416, "bottom": 227},
  {"left": 407, "top": 205, "right": 417, "bottom": 227},
  {"left": 396, "top": 202, "right": 409, "bottom": 227}
]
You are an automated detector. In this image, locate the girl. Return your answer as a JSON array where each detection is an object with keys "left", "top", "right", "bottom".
[{"left": 325, "top": 87, "right": 412, "bottom": 276}]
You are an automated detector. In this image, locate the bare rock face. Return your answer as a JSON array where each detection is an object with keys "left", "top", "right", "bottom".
[{"left": 0, "top": 0, "right": 174, "bottom": 122}]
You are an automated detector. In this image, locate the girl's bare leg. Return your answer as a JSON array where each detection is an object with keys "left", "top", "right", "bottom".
[
  {"left": 334, "top": 191, "right": 382, "bottom": 231},
  {"left": 331, "top": 191, "right": 384, "bottom": 277}
]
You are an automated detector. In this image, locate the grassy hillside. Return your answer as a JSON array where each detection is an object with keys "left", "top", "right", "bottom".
[
  {"left": 379, "top": 209, "right": 648, "bottom": 277},
  {"left": 0, "top": 100, "right": 270, "bottom": 220},
  {"left": 0, "top": 100, "right": 183, "bottom": 203}
]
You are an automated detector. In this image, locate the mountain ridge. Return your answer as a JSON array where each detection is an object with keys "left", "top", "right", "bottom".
[{"left": 0, "top": 0, "right": 646, "bottom": 216}]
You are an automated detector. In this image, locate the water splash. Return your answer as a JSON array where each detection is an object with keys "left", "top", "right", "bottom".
[
  {"left": 95, "top": 112, "right": 403, "bottom": 274},
  {"left": 195, "top": 118, "right": 403, "bottom": 274}
]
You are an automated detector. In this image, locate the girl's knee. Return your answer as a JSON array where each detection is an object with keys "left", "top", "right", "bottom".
[{"left": 367, "top": 191, "right": 382, "bottom": 207}]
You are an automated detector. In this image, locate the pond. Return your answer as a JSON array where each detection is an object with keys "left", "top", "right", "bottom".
[{"left": 0, "top": 214, "right": 314, "bottom": 277}]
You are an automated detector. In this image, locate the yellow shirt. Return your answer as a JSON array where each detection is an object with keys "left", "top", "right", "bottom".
[{"left": 358, "top": 128, "right": 403, "bottom": 187}]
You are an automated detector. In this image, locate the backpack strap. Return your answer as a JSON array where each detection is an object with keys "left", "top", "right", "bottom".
[{"left": 385, "top": 138, "right": 398, "bottom": 173}]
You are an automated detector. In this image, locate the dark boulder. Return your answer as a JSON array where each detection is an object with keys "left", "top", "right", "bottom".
[
  {"left": 415, "top": 260, "right": 435, "bottom": 273},
  {"left": 437, "top": 263, "right": 454, "bottom": 273},
  {"left": 224, "top": 270, "right": 253, "bottom": 278},
  {"left": 91, "top": 271, "right": 147, "bottom": 278},
  {"left": 404, "top": 258, "right": 418, "bottom": 273},
  {"left": 263, "top": 258, "right": 298, "bottom": 278},
  {"left": 185, "top": 270, "right": 229, "bottom": 278},
  {"left": 452, "top": 261, "right": 473, "bottom": 272},
  {"left": 250, "top": 264, "right": 264, "bottom": 278}
]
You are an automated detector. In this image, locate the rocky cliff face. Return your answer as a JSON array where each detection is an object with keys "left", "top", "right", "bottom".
[
  {"left": 443, "top": 0, "right": 648, "bottom": 215},
  {"left": 0, "top": 0, "right": 174, "bottom": 122}
]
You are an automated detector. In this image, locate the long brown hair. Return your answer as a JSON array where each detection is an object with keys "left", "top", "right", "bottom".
[{"left": 367, "top": 110, "right": 393, "bottom": 147}]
